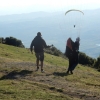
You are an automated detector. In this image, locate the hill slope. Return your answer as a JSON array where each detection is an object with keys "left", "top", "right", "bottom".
[{"left": 0, "top": 44, "right": 100, "bottom": 100}]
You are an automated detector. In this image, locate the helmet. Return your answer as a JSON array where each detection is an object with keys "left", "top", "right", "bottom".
[{"left": 76, "top": 37, "right": 80, "bottom": 41}]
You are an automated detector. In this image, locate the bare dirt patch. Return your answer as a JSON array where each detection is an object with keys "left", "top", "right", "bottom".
[{"left": 0, "top": 59, "right": 100, "bottom": 100}]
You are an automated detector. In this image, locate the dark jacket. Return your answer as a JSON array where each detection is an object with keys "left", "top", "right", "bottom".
[
  {"left": 30, "top": 36, "right": 49, "bottom": 53},
  {"left": 74, "top": 41, "right": 80, "bottom": 51},
  {"left": 73, "top": 41, "right": 80, "bottom": 63},
  {"left": 65, "top": 38, "right": 74, "bottom": 58}
]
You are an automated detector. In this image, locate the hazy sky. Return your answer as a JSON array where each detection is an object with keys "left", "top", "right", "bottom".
[{"left": 0, "top": 0, "right": 100, "bottom": 15}]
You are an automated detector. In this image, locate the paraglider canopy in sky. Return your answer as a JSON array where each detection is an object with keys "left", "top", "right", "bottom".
[
  {"left": 64, "top": 9, "right": 84, "bottom": 39},
  {"left": 65, "top": 9, "right": 84, "bottom": 28},
  {"left": 65, "top": 9, "right": 84, "bottom": 15}
]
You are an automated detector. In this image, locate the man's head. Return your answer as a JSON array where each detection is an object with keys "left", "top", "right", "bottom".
[
  {"left": 37, "top": 32, "right": 42, "bottom": 36},
  {"left": 76, "top": 37, "right": 80, "bottom": 41}
]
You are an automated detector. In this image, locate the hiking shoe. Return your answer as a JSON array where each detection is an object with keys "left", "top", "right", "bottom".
[
  {"left": 70, "top": 71, "right": 73, "bottom": 74},
  {"left": 41, "top": 69, "right": 44, "bottom": 73},
  {"left": 66, "top": 71, "right": 69, "bottom": 74}
]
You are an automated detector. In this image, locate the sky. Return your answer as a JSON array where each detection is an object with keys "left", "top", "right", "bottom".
[{"left": 0, "top": 0, "right": 100, "bottom": 15}]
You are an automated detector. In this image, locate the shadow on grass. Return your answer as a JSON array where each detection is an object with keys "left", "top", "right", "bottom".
[
  {"left": 53, "top": 72, "right": 70, "bottom": 77},
  {"left": 98, "top": 69, "right": 100, "bottom": 72},
  {"left": 0, "top": 70, "right": 33, "bottom": 80}
]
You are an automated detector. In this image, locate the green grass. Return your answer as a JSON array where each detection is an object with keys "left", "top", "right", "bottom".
[
  {"left": 0, "top": 43, "right": 68, "bottom": 66},
  {"left": 0, "top": 44, "right": 36, "bottom": 62},
  {"left": 0, "top": 80, "right": 72, "bottom": 100},
  {"left": 0, "top": 43, "right": 100, "bottom": 100}
]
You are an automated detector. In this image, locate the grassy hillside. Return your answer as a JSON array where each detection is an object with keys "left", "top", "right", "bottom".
[{"left": 0, "top": 43, "right": 100, "bottom": 100}]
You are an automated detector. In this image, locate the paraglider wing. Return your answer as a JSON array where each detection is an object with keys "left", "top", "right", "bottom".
[{"left": 65, "top": 9, "right": 84, "bottom": 15}]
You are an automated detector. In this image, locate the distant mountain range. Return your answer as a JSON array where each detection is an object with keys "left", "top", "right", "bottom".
[{"left": 0, "top": 9, "right": 100, "bottom": 58}]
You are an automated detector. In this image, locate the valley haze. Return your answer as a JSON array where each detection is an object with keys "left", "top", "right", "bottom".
[{"left": 0, "top": 8, "right": 100, "bottom": 58}]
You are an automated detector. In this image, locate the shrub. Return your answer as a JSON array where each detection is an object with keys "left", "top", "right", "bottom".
[
  {"left": 5, "top": 37, "right": 25, "bottom": 48},
  {"left": 79, "top": 52, "right": 95, "bottom": 66},
  {"left": 94, "top": 56, "right": 100, "bottom": 69},
  {"left": 44, "top": 45, "right": 64, "bottom": 57}
]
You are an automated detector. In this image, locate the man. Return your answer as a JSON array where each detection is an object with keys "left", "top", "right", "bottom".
[
  {"left": 30, "top": 32, "right": 51, "bottom": 72},
  {"left": 72, "top": 37, "right": 80, "bottom": 71},
  {"left": 65, "top": 37, "right": 80, "bottom": 74}
]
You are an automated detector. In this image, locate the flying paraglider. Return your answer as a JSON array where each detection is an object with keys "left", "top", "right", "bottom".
[
  {"left": 65, "top": 9, "right": 84, "bottom": 28},
  {"left": 65, "top": 9, "right": 84, "bottom": 15}
]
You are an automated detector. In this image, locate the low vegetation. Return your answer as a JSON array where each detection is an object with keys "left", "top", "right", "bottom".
[
  {"left": 0, "top": 36, "right": 100, "bottom": 70},
  {"left": 0, "top": 43, "right": 100, "bottom": 100},
  {"left": 0, "top": 37, "right": 24, "bottom": 48},
  {"left": 44, "top": 44, "right": 100, "bottom": 70}
]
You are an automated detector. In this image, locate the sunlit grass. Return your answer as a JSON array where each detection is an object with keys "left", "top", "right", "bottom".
[
  {"left": 0, "top": 43, "right": 100, "bottom": 100},
  {"left": 0, "top": 80, "right": 72, "bottom": 100}
]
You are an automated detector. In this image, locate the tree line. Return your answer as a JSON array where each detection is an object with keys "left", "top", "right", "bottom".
[
  {"left": 0, "top": 36, "right": 100, "bottom": 71},
  {"left": 44, "top": 46, "right": 100, "bottom": 71},
  {"left": 0, "top": 37, "right": 25, "bottom": 48}
]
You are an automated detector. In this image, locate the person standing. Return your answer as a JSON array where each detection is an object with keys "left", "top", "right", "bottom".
[
  {"left": 65, "top": 37, "right": 80, "bottom": 74},
  {"left": 30, "top": 32, "right": 51, "bottom": 72},
  {"left": 65, "top": 38, "right": 75, "bottom": 74},
  {"left": 71, "top": 37, "right": 80, "bottom": 71}
]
